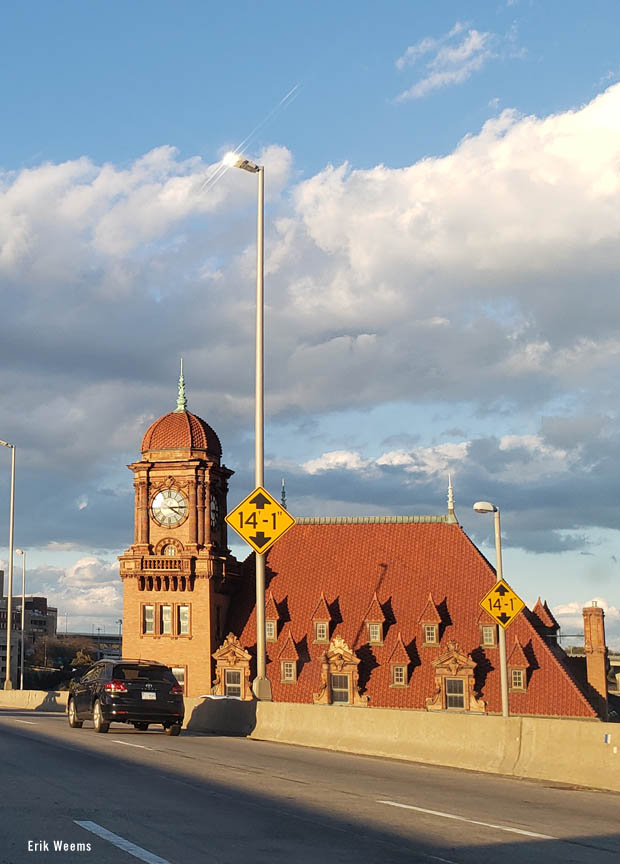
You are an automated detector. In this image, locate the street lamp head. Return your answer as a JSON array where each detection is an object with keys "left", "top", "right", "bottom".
[
  {"left": 473, "top": 501, "right": 498, "bottom": 514},
  {"left": 15, "top": 549, "right": 23, "bottom": 555},
  {"left": 0, "top": 439, "right": 14, "bottom": 449},
  {"left": 223, "top": 151, "right": 260, "bottom": 173}
]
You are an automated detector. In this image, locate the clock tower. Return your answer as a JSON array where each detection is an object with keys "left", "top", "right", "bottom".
[{"left": 119, "top": 364, "right": 242, "bottom": 697}]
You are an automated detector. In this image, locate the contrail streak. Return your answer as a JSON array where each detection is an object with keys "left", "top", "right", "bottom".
[{"left": 198, "top": 83, "right": 301, "bottom": 197}]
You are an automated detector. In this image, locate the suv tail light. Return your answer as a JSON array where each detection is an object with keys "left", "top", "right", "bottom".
[
  {"left": 170, "top": 684, "right": 184, "bottom": 695},
  {"left": 104, "top": 680, "right": 128, "bottom": 694}
]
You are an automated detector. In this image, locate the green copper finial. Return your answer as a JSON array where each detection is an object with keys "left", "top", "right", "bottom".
[{"left": 174, "top": 358, "right": 187, "bottom": 412}]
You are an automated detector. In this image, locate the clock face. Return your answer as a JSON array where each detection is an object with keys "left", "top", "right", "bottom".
[
  {"left": 210, "top": 494, "right": 220, "bottom": 530},
  {"left": 151, "top": 488, "right": 188, "bottom": 528}
]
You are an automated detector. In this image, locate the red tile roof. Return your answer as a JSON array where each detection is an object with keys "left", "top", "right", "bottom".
[
  {"left": 141, "top": 410, "right": 222, "bottom": 456},
  {"left": 229, "top": 518, "right": 597, "bottom": 718}
]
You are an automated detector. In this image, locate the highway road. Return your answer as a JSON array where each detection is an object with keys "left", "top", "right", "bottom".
[{"left": 0, "top": 708, "right": 618, "bottom": 864}]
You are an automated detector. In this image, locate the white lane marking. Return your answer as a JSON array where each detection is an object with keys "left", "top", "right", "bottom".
[
  {"left": 112, "top": 739, "right": 153, "bottom": 751},
  {"left": 75, "top": 821, "right": 171, "bottom": 864},
  {"left": 12, "top": 719, "right": 36, "bottom": 725},
  {"left": 378, "top": 800, "right": 556, "bottom": 840}
]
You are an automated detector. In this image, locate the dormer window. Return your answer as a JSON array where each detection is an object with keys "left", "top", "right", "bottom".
[
  {"left": 311, "top": 592, "right": 332, "bottom": 644},
  {"left": 314, "top": 621, "right": 329, "bottom": 643},
  {"left": 281, "top": 661, "right": 297, "bottom": 683},
  {"left": 507, "top": 638, "right": 529, "bottom": 692},
  {"left": 391, "top": 665, "right": 406, "bottom": 686},
  {"left": 423, "top": 623, "right": 439, "bottom": 646},
  {"left": 419, "top": 593, "right": 442, "bottom": 648},
  {"left": 480, "top": 624, "right": 497, "bottom": 647},
  {"left": 264, "top": 590, "right": 280, "bottom": 642},
  {"left": 368, "top": 622, "right": 383, "bottom": 644}
]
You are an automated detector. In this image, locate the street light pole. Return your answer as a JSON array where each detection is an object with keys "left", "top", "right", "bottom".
[
  {"left": 473, "top": 501, "right": 509, "bottom": 718},
  {"left": 223, "top": 151, "right": 272, "bottom": 700},
  {"left": 0, "top": 440, "right": 15, "bottom": 690},
  {"left": 15, "top": 549, "right": 25, "bottom": 690}
]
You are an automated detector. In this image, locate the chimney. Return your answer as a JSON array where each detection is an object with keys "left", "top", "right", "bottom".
[{"left": 583, "top": 602, "right": 608, "bottom": 720}]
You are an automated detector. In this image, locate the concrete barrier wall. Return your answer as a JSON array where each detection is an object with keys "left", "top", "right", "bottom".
[
  {"left": 185, "top": 698, "right": 620, "bottom": 794},
  {"left": 0, "top": 690, "right": 69, "bottom": 711}
]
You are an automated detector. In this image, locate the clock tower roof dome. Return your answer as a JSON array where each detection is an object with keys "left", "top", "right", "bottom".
[
  {"left": 141, "top": 410, "right": 222, "bottom": 456},
  {"left": 140, "top": 361, "right": 222, "bottom": 457}
]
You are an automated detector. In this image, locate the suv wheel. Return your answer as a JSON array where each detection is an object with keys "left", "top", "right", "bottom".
[
  {"left": 67, "top": 699, "right": 83, "bottom": 729},
  {"left": 165, "top": 724, "right": 181, "bottom": 736},
  {"left": 93, "top": 700, "right": 109, "bottom": 733}
]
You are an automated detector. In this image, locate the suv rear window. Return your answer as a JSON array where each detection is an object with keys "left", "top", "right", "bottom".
[{"left": 113, "top": 664, "right": 176, "bottom": 683}]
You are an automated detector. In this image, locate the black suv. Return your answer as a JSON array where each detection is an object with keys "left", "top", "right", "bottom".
[{"left": 67, "top": 659, "right": 184, "bottom": 735}]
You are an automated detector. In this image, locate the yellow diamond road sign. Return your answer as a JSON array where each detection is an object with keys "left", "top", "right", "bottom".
[
  {"left": 480, "top": 579, "right": 525, "bottom": 629},
  {"left": 226, "top": 485, "right": 296, "bottom": 555}
]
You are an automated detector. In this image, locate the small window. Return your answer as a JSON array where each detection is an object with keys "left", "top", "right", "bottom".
[
  {"left": 225, "top": 669, "right": 241, "bottom": 697},
  {"left": 330, "top": 673, "right": 350, "bottom": 704},
  {"left": 171, "top": 667, "right": 186, "bottom": 693},
  {"left": 265, "top": 620, "right": 276, "bottom": 642},
  {"left": 423, "top": 624, "right": 438, "bottom": 645},
  {"left": 368, "top": 623, "right": 382, "bottom": 644},
  {"left": 177, "top": 605, "right": 189, "bottom": 636},
  {"left": 142, "top": 605, "right": 154, "bottom": 635},
  {"left": 314, "top": 621, "right": 328, "bottom": 643},
  {"left": 391, "top": 665, "right": 406, "bottom": 686},
  {"left": 281, "top": 661, "right": 296, "bottom": 683},
  {"left": 445, "top": 678, "right": 465, "bottom": 709},
  {"left": 510, "top": 668, "right": 525, "bottom": 690},
  {"left": 164, "top": 545, "right": 177, "bottom": 557},
  {"left": 160, "top": 605, "right": 172, "bottom": 635},
  {"left": 481, "top": 625, "right": 496, "bottom": 647}
]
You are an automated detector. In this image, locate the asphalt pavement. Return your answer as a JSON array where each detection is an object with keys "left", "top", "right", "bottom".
[{"left": 0, "top": 709, "right": 618, "bottom": 864}]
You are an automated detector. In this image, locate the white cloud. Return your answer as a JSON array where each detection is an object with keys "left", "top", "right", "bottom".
[
  {"left": 303, "top": 450, "right": 372, "bottom": 475},
  {"left": 552, "top": 598, "right": 620, "bottom": 650},
  {"left": 396, "top": 25, "right": 495, "bottom": 101}
]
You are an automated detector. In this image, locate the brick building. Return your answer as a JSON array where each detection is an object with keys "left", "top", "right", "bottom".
[
  {"left": 119, "top": 367, "right": 242, "bottom": 697},
  {"left": 121, "top": 379, "right": 610, "bottom": 718}
]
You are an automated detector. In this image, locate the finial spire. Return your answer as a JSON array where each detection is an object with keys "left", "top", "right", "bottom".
[
  {"left": 281, "top": 477, "right": 287, "bottom": 510},
  {"left": 447, "top": 473, "right": 454, "bottom": 513},
  {"left": 174, "top": 358, "right": 187, "bottom": 412}
]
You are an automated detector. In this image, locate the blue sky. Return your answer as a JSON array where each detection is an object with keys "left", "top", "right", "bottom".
[{"left": 1, "top": 0, "right": 620, "bottom": 646}]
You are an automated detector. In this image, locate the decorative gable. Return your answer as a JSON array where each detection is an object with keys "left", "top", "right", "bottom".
[
  {"left": 311, "top": 592, "right": 331, "bottom": 622},
  {"left": 277, "top": 628, "right": 300, "bottom": 662},
  {"left": 212, "top": 633, "right": 253, "bottom": 700},
  {"left": 425, "top": 639, "right": 486, "bottom": 713},
  {"left": 265, "top": 590, "right": 279, "bottom": 621},
  {"left": 313, "top": 636, "right": 369, "bottom": 706},
  {"left": 419, "top": 593, "right": 442, "bottom": 624},
  {"left": 508, "top": 638, "right": 528, "bottom": 668}
]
